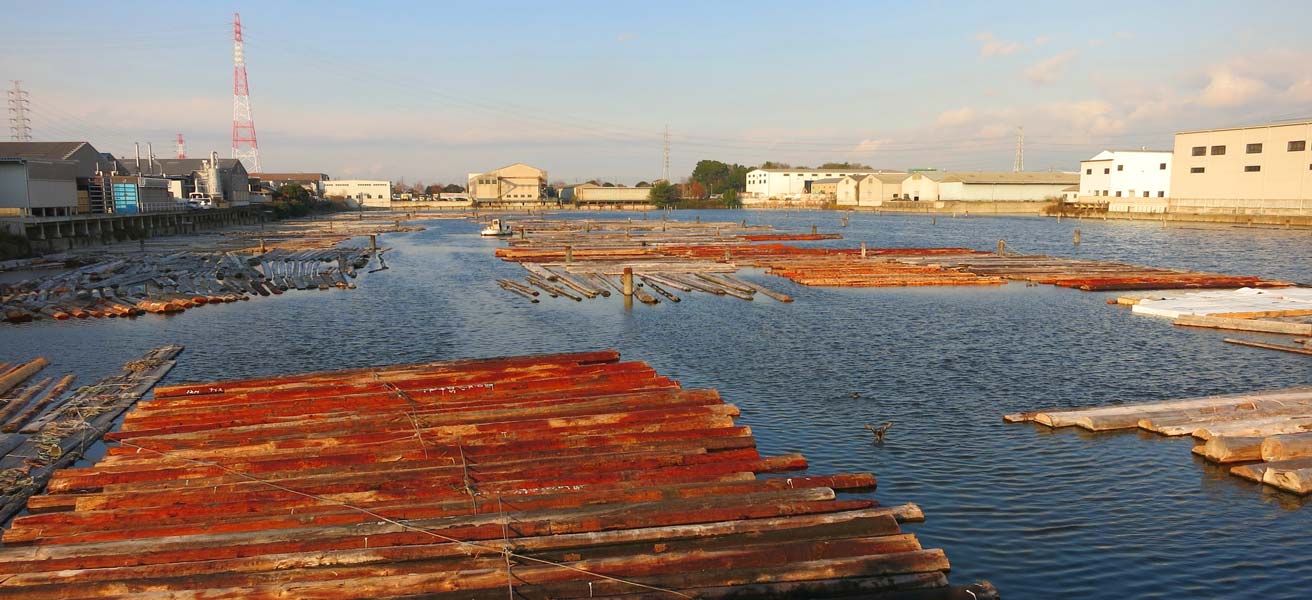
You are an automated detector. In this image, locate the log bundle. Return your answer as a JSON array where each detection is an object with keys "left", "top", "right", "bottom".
[
  {"left": 892, "top": 254, "right": 1290, "bottom": 291},
  {"left": 0, "top": 351, "right": 996, "bottom": 599},
  {"left": 1, "top": 247, "right": 379, "bottom": 324},
  {"left": 1005, "top": 387, "right": 1312, "bottom": 496},
  {"left": 0, "top": 346, "right": 182, "bottom": 525}
]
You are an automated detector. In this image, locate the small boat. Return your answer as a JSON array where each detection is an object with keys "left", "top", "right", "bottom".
[{"left": 480, "top": 219, "right": 512, "bottom": 237}]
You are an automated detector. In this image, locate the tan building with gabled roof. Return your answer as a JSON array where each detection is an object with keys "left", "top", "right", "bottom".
[
  {"left": 467, "top": 163, "right": 548, "bottom": 205},
  {"left": 836, "top": 173, "right": 909, "bottom": 206},
  {"left": 1170, "top": 119, "right": 1312, "bottom": 203},
  {"left": 936, "top": 171, "right": 1079, "bottom": 201}
]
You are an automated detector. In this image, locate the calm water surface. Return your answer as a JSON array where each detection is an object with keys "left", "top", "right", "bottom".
[{"left": 3, "top": 210, "right": 1311, "bottom": 598}]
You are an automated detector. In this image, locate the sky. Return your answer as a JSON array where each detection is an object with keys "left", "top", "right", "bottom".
[{"left": 3, "top": 0, "right": 1311, "bottom": 186}]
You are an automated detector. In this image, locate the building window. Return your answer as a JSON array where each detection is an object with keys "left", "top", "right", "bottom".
[
  {"left": 1103, "top": 168, "right": 1110, "bottom": 174},
  {"left": 1244, "top": 165, "right": 1261, "bottom": 172},
  {"left": 1159, "top": 163, "right": 1167, "bottom": 170},
  {"left": 1290, "top": 140, "right": 1307, "bottom": 152},
  {"left": 1085, "top": 168, "right": 1092, "bottom": 175},
  {"left": 1211, "top": 145, "right": 1226, "bottom": 155},
  {"left": 1117, "top": 165, "right": 1124, "bottom": 171},
  {"left": 1191, "top": 146, "right": 1205, "bottom": 156},
  {"left": 1158, "top": 191, "right": 1165, "bottom": 197},
  {"left": 1246, "top": 143, "right": 1263, "bottom": 154},
  {"left": 1190, "top": 167, "right": 1205, "bottom": 173},
  {"left": 1143, "top": 191, "right": 1149, "bottom": 197}
]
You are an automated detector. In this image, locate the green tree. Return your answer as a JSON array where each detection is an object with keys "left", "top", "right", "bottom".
[
  {"left": 817, "top": 162, "right": 870, "bottom": 169},
  {"left": 424, "top": 184, "right": 443, "bottom": 195},
  {"left": 758, "top": 161, "right": 790, "bottom": 169},
  {"left": 442, "top": 183, "right": 465, "bottom": 193},
  {"left": 648, "top": 181, "right": 680, "bottom": 207},
  {"left": 722, "top": 189, "right": 742, "bottom": 209},
  {"left": 689, "top": 160, "right": 750, "bottom": 195}
]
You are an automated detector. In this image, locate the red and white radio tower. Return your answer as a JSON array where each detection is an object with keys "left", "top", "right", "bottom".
[
  {"left": 175, "top": 133, "right": 186, "bottom": 159},
  {"left": 231, "top": 12, "right": 261, "bottom": 172}
]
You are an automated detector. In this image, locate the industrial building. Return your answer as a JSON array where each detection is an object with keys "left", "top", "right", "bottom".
[
  {"left": 1170, "top": 119, "right": 1312, "bottom": 204},
  {"left": 745, "top": 167, "right": 885, "bottom": 199},
  {"left": 107, "top": 176, "right": 175, "bottom": 214},
  {"left": 322, "top": 180, "right": 392, "bottom": 208},
  {"left": 1078, "top": 150, "right": 1172, "bottom": 199},
  {"left": 808, "top": 178, "right": 843, "bottom": 199},
  {"left": 253, "top": 172, "right": 330, "bottom": 197},
  {"left": 467, "top": 163, "right": 548, "bottom": 205},
  {"left": 120, "top": 157, "right": 252, "bottom": 208},
  {"left": 935, "top": 171, "right": 1079, "bottom": 201},
  {"left": 0, "top": 157, "right": 78, "bottom": 217},
  {"left": 562, "top": 183, "right": 653, "bottom": 208},
  {"left": 0, "top": 141, "right": 121, "bottom": 214},
  {"left": 901, "top": 171, "right": 949, "bottom": 202},
  {"left": 835, "top": 173, "right": 910, "bottom": 206}
]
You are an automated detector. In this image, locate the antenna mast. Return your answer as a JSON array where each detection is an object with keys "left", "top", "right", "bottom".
[
  {"left": 1013, "top": 126, "right": 1024, "bottom": 172},
  {"left": 176, "top": 133, "right": 187, "bottom": 159},
  {"left": 231, "top": 12, "right": 262, "bottom": 172}
]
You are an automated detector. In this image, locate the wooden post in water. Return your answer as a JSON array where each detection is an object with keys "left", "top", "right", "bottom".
[
  {"left": 860, "top": 242, "right": 867, "bottom": 258},
  {"left": 1074, "top": 228, "right": 1081, "bottom": 245},
  {"left": 931, "top": 216, "right": 936, "bottom": 225},
  {"left": 369, "top": 235, "right": 377, "bottom": 251},
  {"left": 565, "top": 245, "right": 573, "bottom": 264},
  {"left": 811, "top": 224, "right": 817, "bottom": 235},
  {"left": 997, "top": 239, "right": 1005, "bottom": 256},
  {"left": 724, "top": 247, "right": 731, "bottom": 262},
  {"left": 621, "top": 267, "right": 634, "bottom": 296}
]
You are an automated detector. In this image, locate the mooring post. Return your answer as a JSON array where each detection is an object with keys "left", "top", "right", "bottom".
[
  {"left": 724, "top": 247, "right": 731, "bottom": 262},
  {"left": 369, "top": 234, "right": 377, "bottom": 251},
  {"left": 565, "top": 245, "right": 573, "bottom": 263},
  {"left": 1074, "top": 228, "right": 1081, "bottom": 245},
  {"left": 931, "top": 216, "right": 936, "bottom": 225},
  {"left": 695, "top": 215, "right": 700, "bottom": 223},
  {"left": 259, "top": 237, "right": 266, "bottom": 253},
  {"left": 997, "top": 239, "right": 1005, "bottom": 256},
  {"left": 811, "top": 224, "right": 817, "bottom": 235},
  {"left": 860, "top": 242, "right": 867, "bottom": 258},
  {"left": 621, "top": 267, "right": 634, "bottom": 297}
]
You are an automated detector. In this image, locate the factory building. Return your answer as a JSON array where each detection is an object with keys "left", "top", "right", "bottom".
[
  {"left": 467, "top": 163, "right": 548, "bottom": 205},
  {"left": 120, "top": 157, "right": 251, "bottom": 208},
  {"left": 253, "top": 172, "right": 330, "bottom": 197},
  {"left": 1170, "top": 119, "right": 1312, "bottom": 204},
  {"left": 108, "top": 176, "right": 176, "bottom": 214},
  {"left": 901, "top": 171, "right": 948, "bottom": 202},
  {"left": 935, "top": 171, "right": 1079, "bottom": 201},
  {"left": 0, "top": 141, "right": 120, "bottom": 214},
  {"left": 745, "top": 167, "right": 884, "bottom": 199},
  {"left": 835, "top": 173, "right": 910, "bottom": 206},
  {"left": 1078, "top": 150, "right": 1172, "bottom": 200},
  {"left": 562, "top": 183, "right": 653, "bottom": 208},
  {"left": 0, "top": 157, "right": 78, "bottom": 217},
  {"left": 322, "top": 180, "right": 392, "bottom": 208}
]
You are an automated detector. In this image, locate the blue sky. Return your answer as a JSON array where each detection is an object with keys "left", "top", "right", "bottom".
[{"left": 3, "top": 1, "right": 1310, "bottom": 185}]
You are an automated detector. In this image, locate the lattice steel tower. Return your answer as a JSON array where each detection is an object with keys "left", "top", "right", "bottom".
[
  {"left": 1012, "top": 126, "right": 1024, "bottom": 172},
  {"left": 7, "top": 81, "right": 32, "bottom": 142},
  {"left": 176, "top": 133, "right": 187, "bottom": 159},
  {"left": 231, "top": 13, "right": 261, "bottom": 172}
]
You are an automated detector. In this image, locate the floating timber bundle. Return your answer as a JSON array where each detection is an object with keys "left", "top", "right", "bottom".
[
  {"left": 1, "top": 247, "right": 380, "bottom": 324},
  {"left": 892, "top": 254, "right": 1291, "bottom": 292},
  {"left": 0, "top": 346, "right": 181, "bottom": 525},
  {"left": 0, "top": 351, "right": 996, "bottom": 599},
  {"left": 1005, "top": 386, "right": 1312, "bottom": 496}
]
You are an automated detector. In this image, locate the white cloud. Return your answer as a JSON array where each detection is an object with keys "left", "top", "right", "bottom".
[
  {"left": 1088, "top": 38, "right": 1104, "bottom": 47},
  {"left": 936, "top": 107, "right": 978, "bottom": 127},
  {"left": 1024, "top": 51, "right": 1076, "bottom": 85},
  {"left": 852, "top": 139, "right": 884, "bottom": 153},
  {"left": 1114, "top": 31, "right": 1134, "bottom": 40},
  {"left": 1198, "top": 67, "right": 1269, "bottom": 107},
  {"left": 1041, "top": 99, "right": 1126, "bottom": 135},
  {"left": 1033, "top": 36, "right": 1051, "bottom": 46},
  {"left": 616, "top": 32, "right": 638, "bottom": 43},
  {"left": 974, "top": 32, "right": 1023, "bottom": 58},
  {"left": 1284, "top": 79, "right": 1312, "bottom": 102}
]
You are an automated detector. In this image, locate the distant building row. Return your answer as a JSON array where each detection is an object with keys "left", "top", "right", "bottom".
[{"left": 747, "top": 167, "right": 1079, "bottom": 206}]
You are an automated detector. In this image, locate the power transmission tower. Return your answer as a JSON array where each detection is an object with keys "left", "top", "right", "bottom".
[
  {"left": 231, "top": 12, "right": 262, "bottom": 172},
  {"left": 7, "top": 81, "right": 32, "bottom": 142},
  {"left": 176, "top": 133, "right": 187, "bottom": 159},
  {"left": 1012, "top": 126, "right": 1024, "bottom": 172},
  {"left": 662, "top": 124, "right": 670, "bottom": 182}
]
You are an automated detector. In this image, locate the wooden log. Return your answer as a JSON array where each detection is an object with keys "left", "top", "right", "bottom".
[
  {"left": 1193, "top": 436, "right": 1264, "bottom": 463},
  {"left": 1261, "top": 432, "right": 1312, "bottom": 462},
  {"left": 0, "top": 376, "right": 52, "bottom": 426},
  {"left": 1192, "top": 416, "right": 1312, "bottom": 440},
  {"left": 1175, "top": 314, "right": 1312, "bottom": 336},
  {"left": 1264, "top": 467, "right": 1312, "bottom": 495},
  {"left": 1223, "top": 338, "right": 1312, "bottom": 356},
  {"left": 1230, "top": 457, "right": 1312, "bottom": 482},
  {"left": 1022, "top": 387, "right": 1312, "bottom": 429},
  {"left": 640, "top": 277, "right": 681, "bottom": 303},
  {"left": 0, "top": 358, "right": 49, "bottom": 396}
]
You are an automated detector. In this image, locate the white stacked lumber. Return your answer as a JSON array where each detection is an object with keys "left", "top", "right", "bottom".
[{"left": 1132, "top": 287, "right": 1312, "bottom": 319}]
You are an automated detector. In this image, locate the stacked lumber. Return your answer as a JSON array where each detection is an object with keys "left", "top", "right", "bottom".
[
  {"left": 749, "top": 256, "right": 1006, "bottom": 288},
  {"left": 1, "top": 247, "right": 378, "bottom": 324},
  {"left": 1005, "top": 387, "right": 1312, "bottom": 496},
  {"left": 0, "top": 346, "right": 182, "bottom": 524},
  {"left": 0, "top": 351, "right": 996, "bottom": 599}
]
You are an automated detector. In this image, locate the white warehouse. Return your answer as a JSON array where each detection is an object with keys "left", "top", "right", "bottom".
[
  {"left": 745, "top": 168, "right": 882, "bottom": 199},
  {"left": 323, "top": 180, "right": 392, "bottom": 208},
  {"left": 1079, "top": 150, "right": 1172, "bottom": 200}
]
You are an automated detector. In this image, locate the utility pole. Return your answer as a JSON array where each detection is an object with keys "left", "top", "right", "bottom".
[
  {"left": 231, "top": 12, "right": 262, "bottom": 172},
  {"left": 662, "top": 124, "right": 670, "bottom": 182},
  {"left": 7, "top": 81, "right": 32, "bottom": 142},
  {"left": 1013, "top": 126, "right": 1024, "bottom": 172}
]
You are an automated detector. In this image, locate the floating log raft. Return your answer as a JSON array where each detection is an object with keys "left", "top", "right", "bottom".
[
  {"left": 1, "top": 247, "right": 382, "bottom": 325},
  {"left": 1128, "top": 287, "right": 1312, "bottom": 319},
  {"left": 0, "top": 351, "right": 996, "bottom": 599},
  {"left": 893, "top": 254, "right": 1291, "bottom": 292},
  {"left": 1005, "top": 386, "right": 1312, "bottom": 496},
  {"left": 0, "top": 346, "right": 182, "bottom": 525}
]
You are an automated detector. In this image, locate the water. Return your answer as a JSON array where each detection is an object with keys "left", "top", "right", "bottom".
[{"left": 3, "top": 210, "right": 1311, "bottom": 598}]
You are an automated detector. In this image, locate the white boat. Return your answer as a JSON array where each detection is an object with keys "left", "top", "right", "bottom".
[{"left": 480, "top": 218, "right": 512, "bottom": 237}]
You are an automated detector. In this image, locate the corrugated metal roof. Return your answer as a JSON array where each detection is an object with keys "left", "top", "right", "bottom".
[
  {"left": 0, "top": 141, "right": 91, "bottom": 161},
  {"left": 120, "top": 158, "right": 248, "bottom": 177},
  {"left": 1177, "top": 117, "right": 1312, "bottom": 135}
]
